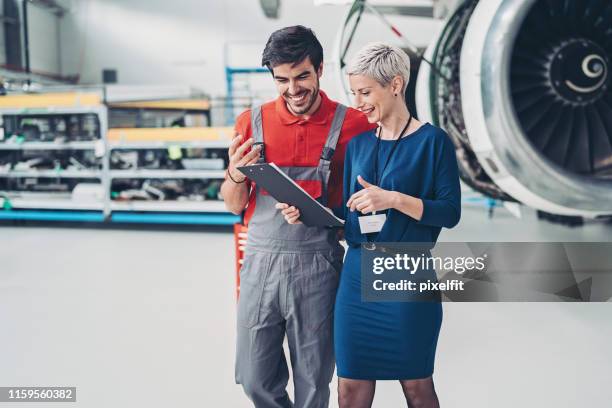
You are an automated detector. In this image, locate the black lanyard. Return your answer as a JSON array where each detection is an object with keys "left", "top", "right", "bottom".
[
  {"left": 364, "top": 115, "right": 413, "bottom": 243},
  {"left": 373, "top": 115, "right": 413, "bottom": 186}
]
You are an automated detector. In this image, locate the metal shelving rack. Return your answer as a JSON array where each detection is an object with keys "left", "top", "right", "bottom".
[
  {"left": 0, "top": 89, "right": 240, "bottom": 225},
  {"left": 0, "top": 94, "right": 109, "bottom": 221},
  {"left": 224, "top": 66, "right": 269, "bottom": 125}
]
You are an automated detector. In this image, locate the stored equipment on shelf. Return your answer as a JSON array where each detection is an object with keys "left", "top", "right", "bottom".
[{"left": 0, "top": 89, "right": 239, "bottom": 225}]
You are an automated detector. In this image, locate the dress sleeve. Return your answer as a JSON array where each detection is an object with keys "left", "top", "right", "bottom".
[
  {"left": 418, "top": 132, "right": 461, "bottom": 228},
  {"left": 332, "top": 140, "right": 353, "bottom": 220}
]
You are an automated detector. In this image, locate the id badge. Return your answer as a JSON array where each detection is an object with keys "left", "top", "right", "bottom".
[{"left": 358, "top": 213, "right": 387, "bottom": 234}]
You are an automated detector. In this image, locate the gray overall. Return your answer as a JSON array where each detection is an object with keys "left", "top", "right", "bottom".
[{"left": 235, "top": 104, "right": 347, "bottom": 408}]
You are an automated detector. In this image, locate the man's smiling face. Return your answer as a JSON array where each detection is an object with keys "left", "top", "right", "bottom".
[{"left": 271, "top": 57, "right": 322, "bottom": 116}]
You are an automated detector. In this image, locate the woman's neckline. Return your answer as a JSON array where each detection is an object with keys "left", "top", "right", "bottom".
[{"left": 373, "top": 122, "right": 430, "bottom": 142}]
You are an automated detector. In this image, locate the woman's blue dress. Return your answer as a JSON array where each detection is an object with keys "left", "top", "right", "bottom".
[{"left": 334, "top": 123, "right": 461, "bottom": 380}]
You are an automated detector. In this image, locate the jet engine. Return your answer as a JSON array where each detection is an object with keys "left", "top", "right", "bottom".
[{"left": 335, "top": 0, "right": 612, "bottom": 218}]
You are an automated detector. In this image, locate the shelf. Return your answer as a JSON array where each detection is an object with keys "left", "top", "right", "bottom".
[
  {"left": 110, "top": 212, "right": 240, "bottom": 225},
  {"left": 0, "top": 141, "right": 99, "bottom": 150},
  {"left": 0, "top": 92, "right": 103, "bottom": 110},
  {"left": 0, "top": 106, "right": 105, "bottom": 115},
  {"left": 0, "top": 210, "right": 105, "bottom": 222},
  {"left": 0, "top": 170, "right": 103, "bottom": 178},
  {"left": 109, "top": 140, "right": 230, "bottom": 149},
  {"left": 108, "top": 99, "right": 210, "bottom": 111},
  {"left": 107, "top": 126, "right": 234, "bottom": 143},
  {"left": 1, "top": 197, "right": 103, "bottom": 210},
  {"left": 109, "top": 169, "right": 225, "bottom": 179},
  {"left": 0, "top": 97, "right": 239, "bottom": 225},
  {"left": 110, "top": 200, "right": 227, "bottom": 213}
]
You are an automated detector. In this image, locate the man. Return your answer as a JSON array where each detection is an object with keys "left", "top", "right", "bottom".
[{"left": 221, "top": 25, "right": 373, "bottom": 408}]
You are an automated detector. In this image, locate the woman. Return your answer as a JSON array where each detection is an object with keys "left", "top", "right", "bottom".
[
  {"left": 279, "top": 42, "right": 460, "bottom": 406},
  {"left": 336, "top": 42, "right": 460, "bottom": 407}
]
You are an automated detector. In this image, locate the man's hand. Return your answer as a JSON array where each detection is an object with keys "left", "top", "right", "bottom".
[
  {"left": 347, "top": 175, "right": 396, "bottom": 214},
  {"left": 275, "top": 203, "right": 302, "bottom": 224},
  {"left": 227, "top": 135, "right": 261, "bottom": 182},
  {"left": 220, "top": 133, "right": 260, "bottom": 214}
]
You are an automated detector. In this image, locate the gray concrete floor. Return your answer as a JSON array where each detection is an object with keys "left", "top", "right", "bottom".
[{"left": 1, "top": 205, "right": 611, "bottom": 407}]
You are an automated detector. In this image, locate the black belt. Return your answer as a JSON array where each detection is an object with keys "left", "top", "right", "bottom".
[{"left": 347, "top": 241, "right": 434, "bottom": 254}]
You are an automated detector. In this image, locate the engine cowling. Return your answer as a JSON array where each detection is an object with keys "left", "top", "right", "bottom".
[{"left": 416, "top": 0, "right": 612, "bottom": 217}]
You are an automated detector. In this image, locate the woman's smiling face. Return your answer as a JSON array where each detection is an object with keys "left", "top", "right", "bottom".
[{"left": 349, "top": 74, "right": 398, "bottom": 123}]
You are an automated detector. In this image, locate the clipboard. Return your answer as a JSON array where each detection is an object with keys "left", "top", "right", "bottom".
[{"left": 237, "top": 162, "right": 344, "bottom": 227}]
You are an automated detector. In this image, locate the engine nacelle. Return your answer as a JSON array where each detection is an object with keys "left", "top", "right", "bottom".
[{"left": 416, "top": 0, "right": 612, "bottom": 217}]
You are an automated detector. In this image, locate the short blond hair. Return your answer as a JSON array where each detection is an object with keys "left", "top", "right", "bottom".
[{"left": 347, "top": 42, "right": 411, "bottom": 95}]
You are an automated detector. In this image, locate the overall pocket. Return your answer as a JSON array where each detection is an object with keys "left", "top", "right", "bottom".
[
  {"left": 301, "top": 252, "right": 342, "bottom": 333},
  {"left": 237, "top": 251, "right": 271, "bottom": 328}
]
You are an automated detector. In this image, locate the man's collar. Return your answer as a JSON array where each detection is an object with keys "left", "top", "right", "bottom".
[{"left": 275, "top": 90, "right": 334, "bottom": 125}]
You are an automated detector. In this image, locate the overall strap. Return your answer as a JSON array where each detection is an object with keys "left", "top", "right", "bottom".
[
  {"left": 318, "top": 103, "right": 347, "bottom": 204},
  {"left": 250, "top": 105, "right": 266, "bottom": 163}
]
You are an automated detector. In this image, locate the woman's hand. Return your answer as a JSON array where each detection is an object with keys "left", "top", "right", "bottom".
[
  {"left": 275, "top": 202, "right": 302, "bottom": 224},
  {"left": 347, "top": 175, "right": 397, "bottom": 214}
]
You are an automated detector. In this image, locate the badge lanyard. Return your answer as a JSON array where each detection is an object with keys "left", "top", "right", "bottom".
[
  {"left": 365, "top": 115, "right": 413, "bottom": 243},
  {"left": 373, "top": 115, "right": 413, "bottom": 188}
]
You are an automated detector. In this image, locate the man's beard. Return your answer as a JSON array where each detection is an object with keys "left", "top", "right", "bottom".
[{"left": 285, "top": 81, "right": 320, "bottom": 115}]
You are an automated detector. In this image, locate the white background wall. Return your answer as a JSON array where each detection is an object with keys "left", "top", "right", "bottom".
[
  {"left": 0, "top": 0, "right": 65, "bottom": 77},
  {"left": 57, "top": 0, "right": 441, "bottom": 101},
  {"left": 59, "top": 0, "right": 345, "bottom": 98},
  {"left": 0, "top": 0, "right": 6, "bottom": 66},
  {"left": 28, "top": 2, "right": 61, "bottom": 75}
]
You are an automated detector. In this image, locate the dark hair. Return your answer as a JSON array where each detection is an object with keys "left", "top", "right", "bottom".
[{"left": 261, "top": 25, "right": 323, "bottom": 72}]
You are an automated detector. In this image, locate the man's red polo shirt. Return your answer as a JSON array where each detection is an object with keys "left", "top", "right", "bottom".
[{"left": 232, "top": 90, "right": 374, "bottom": 225}]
